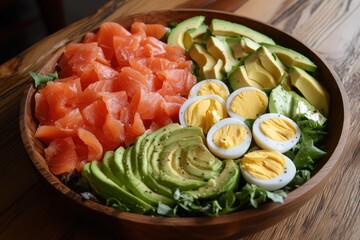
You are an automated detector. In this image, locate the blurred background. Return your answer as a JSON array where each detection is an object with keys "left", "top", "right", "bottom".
[{"left": 0, "top": 0, "right": 109, "bottom": 64}]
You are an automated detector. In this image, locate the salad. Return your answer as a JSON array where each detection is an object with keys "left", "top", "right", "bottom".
[{"left": 31, "top": 16, "right": 329, "bottom": 217}]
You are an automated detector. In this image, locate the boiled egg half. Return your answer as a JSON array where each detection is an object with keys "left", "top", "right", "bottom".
[
  {"left": 206, "top": 118, "right": 252, "bottom": 159},
  {"left": 252, "top": 113, "right": 300, "bottom": 153},
  {"left": 188, "top": 79, "right": 230, "bottom": 100},
  {"left": 240, "top": 149, "right": 296, "bottom": 191},
  {"left": 226, "top": 87, "right": 268, "bottom": 121},
  {"left": 179, "top": 95, "right": 227, "bottom": 133}
]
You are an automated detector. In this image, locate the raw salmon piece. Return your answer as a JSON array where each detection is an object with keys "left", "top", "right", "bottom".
[
  {"left": 131, "top": 57, "right": 178, "bottom": 73},
  {"left": 131, "top": 22, "right": 168, "bottom": 40},
  {"left": 102, "top": 113, "right": 125, "bottom": 144},
  {"left": 77, "top": 79, "right": 118, "bottom": 108},
  {"left": 40, "top": 76, "right": 82, "bottom": 121},
  {"left": 128, "top": 58, "right": 163, "bottom": 91},
  {"left": 157, "top": 69, "right": 197, "bottom": 96},
  {"left": 161, "top": 95, "right": 187, "bottom": 117},
  {"left": 34, "top": 92, "right": 50, "bottom": 125},
  {"left": 164, "top": 95, "right": 187, "bottom": 104},
  {"left": 55, "top": 108, "right": 84, "bottom": 129},
  {"left": 83, "top": 32, "right": 97, "bottom": 43},
  {"left": 81, "top": 99, "right": 108, "bottom": 128},
  {"left": 100, "top": 91, "right": 129, "bottom": 119},
  {"left": 128, "top": 58, "right": 153, "bottom": 75},
  {"left": 80, "top": 61, "right": 119, "bottom": 90},
  {"left": 45, "top": 137, "right": 79, "bottom": 175},
  {"left": 176, "top": 58, "right": 193, "bottom": 71},
  {"left": 129, "top": 89, "right": 165, "bottom": 120},
  {"left": 35, "top": 125, "right": 76, "bottom": 143},
  {"left": 113, "top": 35, "right": 144, "bottom": 67},
  {"left": 96, "top": 22, "right": 131, "bottom": 60},
  {"left": 161, "top": 101, "right": 182, "bottom": 117},
  {"left": 65, "top": 42, "right": 109, "bottom": 75},
  {"left": 77, "top": 128, "right": 103, "bottom": 161},
  {"left": 74, "top": 142, "right": 89, "bottom": 163},
  {"left": 87, "top": 79, "right": 116, "bottom": 93},
  {"left": 116, "top": 67, "right": 152, "bottom": 97},
  {"left": 156, "top": 81, "right": 177, "bottom": 97},
  {"left": 131, "top": 112, "right": 146, "bottom": 137},
  {"left": 164, "top": 44, "right": 186, "bottom": 62},
  {"left": 142, "top": 37, "right": 167, "bottom": 57},
  {"left": 80, "top": 61, "right": 116, "bottom": 87},
  {"left": 94, "top": 61, "right": 119, "bottom": 80}
]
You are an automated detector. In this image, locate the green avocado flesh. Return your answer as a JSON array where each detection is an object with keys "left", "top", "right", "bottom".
[
  {"left": 269, "top": 84, "right": 327, "bottom": 125},
  {"left": 82, "top": 124, "right": 240, "bottom": 214}
]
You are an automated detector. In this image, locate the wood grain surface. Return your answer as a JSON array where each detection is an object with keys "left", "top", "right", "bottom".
[{"left": 0, "top": 0, "right": 359, "bottom": 239}]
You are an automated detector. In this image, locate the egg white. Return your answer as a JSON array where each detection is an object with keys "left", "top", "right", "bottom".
[
  {"left": 188, "top": 79, "right": 230, "bottom": 100},
  {"left": 206, "top": 118, "right": 252, "bottom": 159},
  {"left": 240, "top": 153, "right": 296, "bottom": 191},
  {"left": 226, "top": 87, "right": 268, "bottom": 121},
  {"left": 178, "top": 95, "right": 227, "bottom": 130},
  {"left": 252, "top": 113, "right": 301, "bottom": 153}
]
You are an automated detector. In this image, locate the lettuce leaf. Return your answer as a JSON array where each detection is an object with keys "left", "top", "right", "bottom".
[
  {"left": 235, "top": 184, "right": 286, "bottom": 208},
  {"left": 286, "top": 117, "right": 327, "bottom": 170},
  {"left": 29, "top": 71, "right": 58, "bottom": 88}
]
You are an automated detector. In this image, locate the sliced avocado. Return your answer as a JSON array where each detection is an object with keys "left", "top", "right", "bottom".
[
  {"left": 168, "top": 16, "right": 205, "bottom": 49},
  {"left": 225, "top": 37, "right": 248, "bottom": 58},
  {"left": 210, "top": 19, "right": 275, "bottom": 44},
  {"left": 157, "top": 127, "right": 212, "bottom": 190},
  {"left": 228, "top": 65, "right": 263, "bottom": 90},
  {"left": 101, "top": 151, "right": 124, "bottom": 187},
  {"left": 180, "top": 142, "right": 223, "bottom": 180},
  {"left": 184, "top": 159, "right": 240, "bottom": 199},
  {"left": 189, "top": 43, "right": 217, "bottom": 80},
  {"left": 148, "top": 124, "right": 183, "bottom": 181},
  {"left": 183, "top": 24, "right": 209, "bottom": 50},
  {"left": 138, "top": 124, "right": 180, "bottom": 197},
  {"left": 159, "top": 126, "right": 205, "bottom": 145},
  {"left": 262, "top": 43, "right": 317, "bottom": 72},
  {"left": 122, "top": 146, "right": 175, "bottom": 206},
  {"left": 83, "top": 161, "right": 154, "bottom": 214},
  {"left": 244, "top": 52, "right": 277, "bottom": 88},
  {"left": 206, "top": 36, "right": 238, "bottom": 73},
  {"left": 257, "top": 46, "right": 286, "bottom": 82},
  {"left": 158, "top": 136, "right": 207, "bottom": 190},
  {"left": 289, "top": 66, "right": 330, "bottom": 116},
  {"left": 269, "top": 84, "right": 327, "bottom": 125},
  {"left": 203, "top": 59, "right": 225, "bottom": 80},
  {"left": 111, "top": 147, "right": 129, "bottom": 188},
  {"left": 225, "top": 37, "right": 260, "bottom": 59},
  {"left": 241, "top": 37, "right": 261, "bottom": 53}
]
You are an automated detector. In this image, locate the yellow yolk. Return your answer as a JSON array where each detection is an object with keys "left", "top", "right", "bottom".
[
  {"left": 213, "top": 124, "right": 247, "bottom": 149},
  {"left": 184, "top": 98, "right": 227, "bottom": 133},
  {"left": 198, "top": 82, "right": 229, "bottom": 100},
  {"left": 229, "top": 90, "right": 267, "bottom": 119},
  {"left": 241, "top": 150, "right": 285, "bottom": 180},
  {"left": 260, "top": 118, "right": 296, "bottom": 141}
]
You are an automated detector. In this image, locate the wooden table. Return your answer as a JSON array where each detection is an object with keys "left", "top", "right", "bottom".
[{"left": 0, "top": 0, "right": 359, "bottom": 239}]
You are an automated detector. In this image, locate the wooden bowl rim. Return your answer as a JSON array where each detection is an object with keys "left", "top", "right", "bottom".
[{"left": 19, "top": 8, "right": 350, "bottom": 230}]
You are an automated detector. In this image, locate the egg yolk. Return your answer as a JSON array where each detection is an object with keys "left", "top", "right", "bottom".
[
  {"left": 230, "top": 90, "right": 267, "bottom": 119},
  {"left": 184, "top": 98, "right": 227, "bottom": 133},
  {"left": 213, "top": 124, "right": 247, "bottom": 149},
  {"left": 198, "top": 82, "right": 228, "bottom": 100},
  {"left": 241, "top": 150, "right": 285, "bottom": 180},
  {"left": 260, "top": 118, "right": 296, "bottom": 141}
]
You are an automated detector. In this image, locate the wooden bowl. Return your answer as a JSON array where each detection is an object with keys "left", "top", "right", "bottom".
[{"left": 19, "top": 9, "right": 350, "bottom": 240}]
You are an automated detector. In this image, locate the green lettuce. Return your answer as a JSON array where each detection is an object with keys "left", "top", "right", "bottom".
[{"left": 29, "top": 71, "right": 58, "bottom": 88}]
